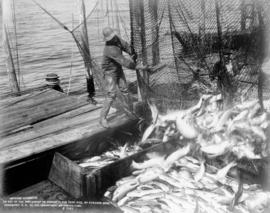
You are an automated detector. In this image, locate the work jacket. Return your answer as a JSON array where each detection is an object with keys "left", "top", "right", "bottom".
[
  {"left": 210, "top": 60, "right": 236, "bottom": 95},
  {"left": 102, "top": 38, "right": 136, "bottom": 75}
]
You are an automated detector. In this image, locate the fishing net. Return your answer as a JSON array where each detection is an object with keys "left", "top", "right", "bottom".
[
  {"left": 128, "top": 0, "right": 270, "bottom": 112},
  {"left": 70, "top": 0, "right": 270, "bottom": 113}
]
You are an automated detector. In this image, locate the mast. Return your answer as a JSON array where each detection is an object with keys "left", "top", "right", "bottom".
[
  {"left": 130, "top": 0, "right": 148, "bottom": 102},
  {"left": 256, "top": 1, "right": 265, "bottom": 110},
  {"left": 200, "top": 0, "right": 206, "bottom": 54},
  {"left": 78, "top": 0, "right": 95, "bottom": 98},
  {"left": 215, "top": 0, "right": 224, "bottom": 64},
  {"left": 149, "top": 0, "right": 160, "bottom": 66},
  {"left": 2, "top": 0, "right": 20, "bottom": 95}
]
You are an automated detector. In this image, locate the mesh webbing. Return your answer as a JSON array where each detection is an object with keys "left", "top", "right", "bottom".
[{"left": 72, "top": 0, "right": 270, "bottom": 112}]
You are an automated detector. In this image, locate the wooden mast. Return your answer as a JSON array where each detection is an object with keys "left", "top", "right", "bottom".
[
  {"left": 3, "top": 0, "right": 20, "bottom": 95},
  {"left": 200, "top": 0, "right": 206, "bottom": 54},
  {"left": 129, "top": 0, "right": 148, "bottom": 102},
  {"left": 215, "top": 0, "right": 224, "bottom": 64},
  {"left": 149, "top": 0, "right": 160, "bottom": 66},
  {"left": 256, "top": 1, "right": 265, "bottom": 110},
  {"left": 78, "top": 0, "right": 95, "bottom": 99},
  {"left": 138, "top": 0, "right": 149, "bottom": 89}
]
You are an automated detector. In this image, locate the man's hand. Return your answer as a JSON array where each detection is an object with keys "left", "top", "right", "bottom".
[
  {"left": 136, "top": 64, "right": 149, "bottom": 71},
  {"left": 131, "top": 53, "right": 137, "bottom": 62}
]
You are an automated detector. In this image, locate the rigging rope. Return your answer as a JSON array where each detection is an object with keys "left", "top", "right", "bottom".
[
  {"left": 67, "top": 14, "right": 75, "bottom": 95},
  {"left": 12, "top": 0, "right": 24, "bottom": 88}
]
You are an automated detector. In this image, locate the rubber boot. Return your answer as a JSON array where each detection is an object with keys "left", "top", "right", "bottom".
[
  {"left": 123, "top": 93, "right": 134, "bottom": 114},
  {"left": 99, "top": 99, "right": 113, "bottom": 128}
]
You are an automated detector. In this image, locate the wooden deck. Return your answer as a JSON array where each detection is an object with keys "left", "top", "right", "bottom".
[{"left": 0, "top": 89, "right": 132, "bottom": 165}]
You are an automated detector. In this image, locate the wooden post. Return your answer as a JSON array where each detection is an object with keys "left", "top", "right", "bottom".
[
  {"left": 200, "top": 0, "right": 206, "bottom": 53},
  {"left": 3, "top": 0, "right": 20, "bottom": 95},
  {"left": 168, "top": 0, "right": 181, "bottom": 82},
  {"left": 129, "top": 0, "right": 141, "bottom": 101},
  {"left": 139, "top": 0, "right": 149, "bottom": 87},
  {"left": 256, "top": 2, "right": 265, "bottom": 110},
  {"left": 114, "top": 1, "right": 121, "bottom": 36},
  {"left": 149, "top": 0, "right": 160, "bottom": 66},
  {"left": 240, "top": 0, "right": 247, "bottom": 31},
  {"left": 215, "top": 0, "right": 223, "bottom": 64},
  {"left": 130, "top": 0, "right": 149, "bottom": 102},
  {"left": 79, "top": 0, "right": 95, "bottom": 98}
]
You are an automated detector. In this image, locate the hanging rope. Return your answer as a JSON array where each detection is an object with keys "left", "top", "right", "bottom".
[
  {"left": 67, "top": 14, "right": 75, "bottom": 95},
  {"left": 71, "top": 0, "right": 99, "bottom": 32},
  {"left": 175, "top": 0, "right": 211, "bottom": 73},
  {"left": 12, "top": 0, "right": 24, "bottom": 88}
]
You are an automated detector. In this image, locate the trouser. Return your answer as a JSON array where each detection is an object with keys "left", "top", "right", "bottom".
[
  {"left": 100, "top": 71, "right": 133, "bottom": 120},
  {"left": 218, "top": 80, "right": 234, "bottom": 109}
]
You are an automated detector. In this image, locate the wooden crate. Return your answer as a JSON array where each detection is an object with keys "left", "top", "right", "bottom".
[
  {"left": 49, "top": 136, "right": 267, "bottom": 200},
  {"left": 49, "top": 153, "right": 85, "bottom": 199},
  {"left": 49, "top": 141, "right": 176, "bottom": 200}
]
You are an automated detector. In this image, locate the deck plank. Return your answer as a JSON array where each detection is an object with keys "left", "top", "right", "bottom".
[
  {"left": 0, "top": 104, "right": 102, "bottom": 149},
  {"left": 0, "top": 89, "right": 89, "bottom": 136},
  {"left": 0, "top": 88, "right": 135, "bottom": 165},
  {"left": 0, "top": 111, "right": 130, "bottom": 165}
]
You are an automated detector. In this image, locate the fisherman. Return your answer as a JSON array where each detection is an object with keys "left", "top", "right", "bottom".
[
  {"left": 100, "top": 27, "right": 147, "bottom": 128},
  {"left": 45, "top": 73, "right": 64, "bottom": 93},
  {"left": 209, "top": 51, "right": 237, "bottom": 108}
]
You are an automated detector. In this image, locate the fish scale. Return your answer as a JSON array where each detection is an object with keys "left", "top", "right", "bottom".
[{"left": 106, "top": 95, "right": 270, "bottom": 213}]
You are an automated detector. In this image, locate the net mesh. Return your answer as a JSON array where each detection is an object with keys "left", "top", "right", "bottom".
[{"left": 72, "top": 0, "right": 270, "bottom": 113}]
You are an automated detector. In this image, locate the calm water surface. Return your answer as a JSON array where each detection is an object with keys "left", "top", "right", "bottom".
[{"left": 0, "top": 0, "right": 131, "bottom": 96}]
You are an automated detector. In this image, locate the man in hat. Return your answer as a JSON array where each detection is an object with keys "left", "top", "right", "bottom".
[
  {"left": 45, "top": 73, "right": 64, "bottom": 93},
  {"left": 209, "top": 51, "right": 237, "bottom": 107},
  {"left": 100, "top": 27, "right": 146, "bottom": 128}
]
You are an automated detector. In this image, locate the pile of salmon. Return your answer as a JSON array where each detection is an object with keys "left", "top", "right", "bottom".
[
  {"left": 105, "top": 153, "right": 270, "bottom": 213},
  {"left": 142, "top": 94, "right": 269, "bottom": 160},
  {"left": 104, "top": 95, "right": 270, "bottom": 213},
  {"left": 77, "top": 144, "right": 141, "bottom": 168}
]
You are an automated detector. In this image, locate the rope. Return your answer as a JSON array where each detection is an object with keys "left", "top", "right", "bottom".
[
  {"left": 67, "top": 14, "right": 75, "bottom": 95},
  {"left": 175, "top": 0, "right": 211, "bottom": 73},
  {"left": 71, "top": 0, "right": 99, "bottom": 32},
  {"left": 12, "top": 0, "right": 24, "bottom": 88}
]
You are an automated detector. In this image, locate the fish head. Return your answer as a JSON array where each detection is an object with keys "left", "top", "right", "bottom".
[{"left": 147, "top": 101, "right": 159, "bottom": 124}]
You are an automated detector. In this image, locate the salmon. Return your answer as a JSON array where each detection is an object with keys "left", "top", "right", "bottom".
[
  {"left": 194, "top": 160, "right": 205, "bottom": 182},
  {"left": 141, "top": 123, "right": 156, "bottom": 142},
  {"left": 232, "top": 109, "right": 249, "bottom": 122},
  {"left": 112, "top": 180, "right": 139, "bottom": 202},
  {"left": 150, "top": 181, "right": 171, "bottom": 192},
  {"left": 118, "top": 196, "right": 133, "bottom": 207},
  {"left": 131, "top": 157, "right": 165, "bottom": 170},
  {"left": 136, "top": 167, "right": 164, "bottom": 184},
  {"left": 214, "top": 109, "right": 234, "bottom": 132},
  {"left": 176, "top": 115, "right": 199, "bottom": 139},
  {"left": 159, "top": 174, "right": 185, "bottom": 189},
  {"left": 165, "top": 144, "right": 191, "bottom": 168},
  {"left": 247, "top": 103, "right": 261, "bottom": 119},
  {"left": 213, "top": 161, "right": 236, "bottom": 183},
  {"left": 201, "top": 141, "right": 231, "bottom": 157},
  {"left": 121, "top": 206, "right": 140, "bottom": 213},
  {"left": 236, "top": 100, "right": 258, "bottom": 110},
  {"left": 251, "top": 125, "right": 266, "bottom": 141},
  {"left": 158, "top": 197, "right": 185, "bottom": 212},
  {"left": 127, "top": 189, "right": 163, "bottom": 198}
]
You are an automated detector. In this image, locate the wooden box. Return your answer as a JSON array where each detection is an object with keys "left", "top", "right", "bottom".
[{"left": 49, "top": 140, "right": 176, "bottom": 200}]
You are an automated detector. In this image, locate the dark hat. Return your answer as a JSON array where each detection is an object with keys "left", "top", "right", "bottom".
[
  {"left": 46, "top": 73, "right": 59, "bottom": 80},
  {"left": 223, "top": 49, "right": 233, "bottom": 55}
]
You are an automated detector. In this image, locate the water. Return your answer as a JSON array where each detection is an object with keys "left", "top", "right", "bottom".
[
  {"left": 0, "top": 0, "right": 131, "bottom": 96},
  {"left": 1, "top": 0, "right": 270, "bottom": 97}
]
